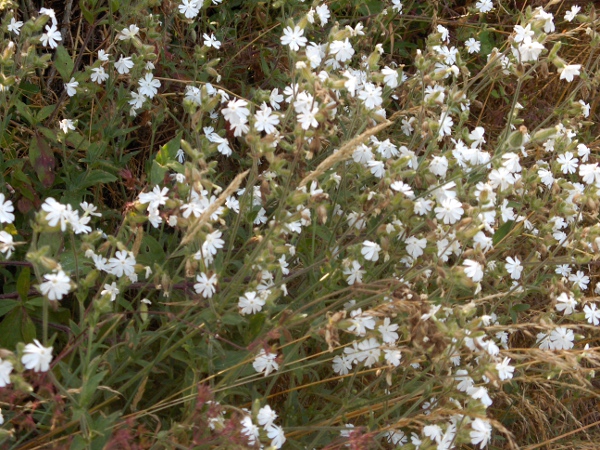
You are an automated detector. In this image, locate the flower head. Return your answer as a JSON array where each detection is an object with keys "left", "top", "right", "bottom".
[{"left": 22, "top": 339, "right": 53, "bottom": 372}]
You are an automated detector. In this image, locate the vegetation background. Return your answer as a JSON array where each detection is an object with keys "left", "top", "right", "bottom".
[{"left": 0, "top": 0, "right": 599, "bottom": 448}]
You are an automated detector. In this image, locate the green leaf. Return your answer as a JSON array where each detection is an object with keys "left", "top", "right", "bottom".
[
  {"left": 80, "top": 370, "right": 108, "bottom": 407},
  {"left": 36, "top": 105, "right": 56, "bottom": 123},
  {"left": 0, "top": 308, "right": 36, "bottom": 348},
  {"left": 493, "top": 220, "right": 514, "bottom": 246},
  {"left": 79, "top": 170, "right": 117, "bottom": 189},
  {"left": 221, "top": 313, "right": 245, "bottom": 326},
  {"left": 15, "top": 101, "right": 35, "bottom": 126},
  {"left": 17, "top": 267, "right": 31, "bottom": 301},
  {"left": 54, "top": 46, "right": 74, "bottom": 81},
  {"left": 0, "top": 300, "right": 19, "bottom": 318}
]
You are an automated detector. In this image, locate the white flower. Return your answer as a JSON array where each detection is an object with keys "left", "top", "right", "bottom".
[
  {"left": 129, "top": 91, "right": 146, "bottom": 109},
  {"left": 257, "top": 404, "right": 278, "bottom": 428},
  {"left": 343, "top": 260, "right": 364, "bottom": 285},
  {"left": 465, "top": 38, "right": 481, "bottom": 53},
  {"left": 269, "top": 88, "right": 284, "bottom": 110},
  {"left": 22, "top": 339, "right": 53, "bottom": 372},
  {"left": 39, "top": 270, "right": 71, "bottom": 301},
  {"left": 280, "top": 26, "right": 307, "bottom": 51},
  {"left": 382, "top": 66, "right": 399, "bottom": 88},
  {"left": 64, "top": 77, "right": 79, "bottom": 96},
  {"left": 239, "top": 291, "right": 265, "bottom": 315},
  {"left": 90, "top": 67, "right": 109, "bottom": 84},
  {"left": 361, "top": 240, "right": 381, "bottom": 262},
  {"left": 558, "top": 64, "right": 581, "bottom": 82},
  {"left": 565, "top": 5, "right": 581, "bottom": 22},
  {"left": 405, "top": 236, "right": 426, "bottom": 259},
  {"left": 40, "top": 24, "right": 62, "bottom": 49},
  {"left": 119, "top": 24, "right": 140, "bottom": 40},
  {"left": 203, "top": 230, "right": 225, "bottom": 256},
  {"left": 378, "top": 317, "right": 399, "bottom": 343},
  {"left": 513, "top": 24, "right": 534, "bottom": 43},
  {"left": 0, "top": 231, "right": 15, "bottom": 259},
  {"left": 106, "top": 250, "right": 137, "bottom": 278},
  {"left": 8, "top": 17, "right": 23, "bottom": 35},
  {"left": 194, "top": 273, "right": 217, "bottom": 298},
  {"left": 253, "top": 349, "right": 279, "bottom": 376},
  {"left": 315, "top": 4, "right": 330, "bottom": 25},
  {"left": 138, "top": 73, "right": 161, "bottom": 99},
  {"left": 254, "top": 103, "right": 279, "bottom": 134},
  {"left": 470, "top": 418, "right": 492, "bottom": 448},
  {"left": 584, "top": 303, "right": 600, "bottom": 325},
  {"left": 475, "top": 0, "right": 493, "bottom": 13},
  {"left": 240, "top": 416, "right": 260, "bottom": 445},
  {"left": 266, "top": 424, "right": 286, "bottom": 449},
  {"left": 203, "top": 33, "right": 221, "bottom": 49},
  {"left": 329, "top": 38, "right": 355, "bottom": 62},
  {"left": 100, "top": 282, "right": 120, "bottom": 302},
  {"left": 115, "top": 55, "right": 134, "bottom": 74},
  {"left": 0, "top": 359, "right": 13, "bottom": 387},
  {"left": 515, "top": 37, "right": 545, "bottom": 62},
  {"left": 505, "top": 256, "right": 523, "bottom": 280},
  {"left": 496, "top": 357, "right": 515, "bottom": 380},
  {"left": 367, "top": 160, "right": 385, "bottom": 178},
  {"left": 438, "top": 114, "right": 454, "bottom": 139},
  {"left": 139, "top": 185, "right": 169, "bottom": 210},
  {"left": 464, "top": 259, "right": 484, "bottom": 282},
  {"left": 569, "top": 270, "right": 589, "bottom": 290},
  {"left": 59, "top": 119, "right": 75, "bottom": 134},
  {"left": 0, "top": 194, "right": 15, "bottom": 224},
  {"left": 434, "top": 197, "right": 464, "bottom": 224},
  {"left": 358, "top": 82, "right": 383, "bottom": 109},
  {"left": 97, "top": 49, "right": 109, "bottom": 61},
  {"left": 548, "top": 327, "right": 574, "bottom": 350},
  {"left": 297, "top": 105, "right": 319, "bottom": 130},
  {"left": 555, "top": 292, "right": 577, "bottom": 315}
]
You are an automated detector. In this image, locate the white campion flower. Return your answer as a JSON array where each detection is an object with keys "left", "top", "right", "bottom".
[
  {"left": 280, "top": 26, "right": 307, "bottom": 51},
  {"left": 343, "top": 260, "right": 364, "bottom": 285},
  {"left": 194, "top": 273, "right": 217, "bottom": 298},
  {"left": 556, "top": 152, "right": 579, "bottom": 174},
  {"left": 505, "top": 256, "right": 523, "bottom": 280},
  {"left": 106, "top": 250, "right": 137, "bottom": 278},
  {"left": 547, "top": 327, "right": 574, "bottom": 350},
  {"left": 583, "top": 303, "right": 600, "bottom": 325},
  {"left": 40, "top": 24, "right": 62, "bottom": 49},
  {"left": 558, "top": 64, "right": 581, "bottom": 82},
  {"left": 64, "top": 78, "right": 79, "bottom": 96},
  {"left": 257, "top": 404, "right": 278, "bottom": 428},
  {"left": 90, "top": 67, "right": 109, "bottom": 84},
  {"left": 381, "top": 66, "right": 399, "bottom": 88},
  {"left": 22, "top": 339, "right": 53, "bottom": 372},
  {"left": 115, "top": 55, "right": 134, "bottom": 74},
  {"left": 0, "top": 358, "right": 13, "bottom": 387},
  {"left": 361, "top": 240, "right": 381, "bottom": 262},
  {"left": 139, "top": 185, "right": 169, "bottom": 210},
  {"left": 434, "top": 197, "right": 464, "bottom": 224},
  {"left": 565, "top": 5, "right": 581, "bottom": 22},
  {"left": 138, "top": 73, "right": 161, "bottom": 98},
  {"left": 0, "top": 231, "right": 15, "bottom": 259},
  {"left": 203, "top": 33, "right": 221, "bottom": 49},
  {"left": 555, "top": 292, "right": 577, "bottom": 315},
  {"left": 0, "top": 194, "right": 15, "bottom": 224},
  {"left": 253, "top": 349, "right": 279, "bottom": 376},
  {"left": 465, "top": 37, "right": 481, "bottom": 53},
  {"left": 101, "top": 282, "right": 120, "bottom": 301},
  {"left": 463, "top": 259, "right": 484, "bottom": 282},
  {"left": 238, "top": 291, "right": 265, "bottom": 315},
  {"left": 8, "top": 17, "right": 23, "bottom": 35},
  {"left": 329, "top": 38, "right": 355, "bottom": 62},
  {"left": 438, "top": 114, "right": 454, "bottom": 139},
  {"left": 496, "top": 357, "right": 515, "bottom": 380},
  {"left": 119, "top": 24, "right": 140, "bottom": 40},
  {"left": 358, "top": 82, "right": 383, "bottom": 109},
  {"left": 470, "top": 418, "right": 492, "bottom": 449},
  {"left": 475, "top": 0, "right": 493, "bottom": 13},
  {"left": 39, "top": 270, "right": 71, "bottom": 301},
  {"left": 254, "top": 103, "right": 279, "bottom": 134},
  {"left": 179, "top": 0, "right": 201, "bottom": 18},
  {"left": 59, "top": 119, "right": 75, "bottom": 134}
]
